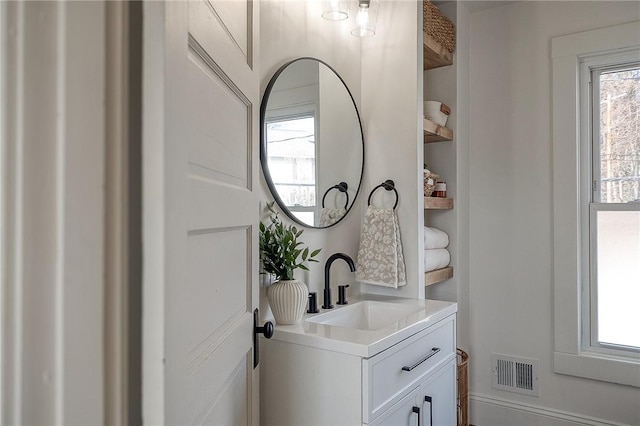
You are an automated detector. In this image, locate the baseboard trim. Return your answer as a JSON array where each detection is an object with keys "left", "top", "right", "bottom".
[{"left": 470, "top": 393, "right": 630, "bottom": 426}]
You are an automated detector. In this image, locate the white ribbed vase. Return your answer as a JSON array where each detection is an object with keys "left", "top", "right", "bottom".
[{"left": 267, "top": 279, "right": 308, "bottom": 325}]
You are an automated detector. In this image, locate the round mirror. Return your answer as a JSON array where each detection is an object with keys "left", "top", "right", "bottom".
[{"left": 260, "top": 58, "right": 364, "bottom": 228}]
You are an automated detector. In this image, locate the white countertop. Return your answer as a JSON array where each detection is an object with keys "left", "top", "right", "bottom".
[{"left": 269, "top": 295, "right": 457, "bottom": 358}]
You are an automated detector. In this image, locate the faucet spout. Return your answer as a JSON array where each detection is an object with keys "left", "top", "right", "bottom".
[{"left": 322, "top": 253, "right": 356, "bottom": 309}]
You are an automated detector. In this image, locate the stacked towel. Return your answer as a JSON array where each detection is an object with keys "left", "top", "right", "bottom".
[
  {"left": 424, "top": 249, "right": 450, "bottom": 272},
  {"left": 319, "top": 207, "right": 346, "bottom": 227},
  {"left": 356, "top": 206, "right": 406, "bottom": 288},
  {"left": 424, "top": 226, "right": 450, "bottom": 272},
  {"left": 424, "top": 226, "right": 449, "bottom": 249}
]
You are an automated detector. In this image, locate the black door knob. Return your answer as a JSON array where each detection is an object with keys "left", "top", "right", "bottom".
[
  {"left": 256, "top": 320, "right": 274, "bottom": 339},
  {"left": 253, "top": 308, "right": 274, "bottom": 368}
]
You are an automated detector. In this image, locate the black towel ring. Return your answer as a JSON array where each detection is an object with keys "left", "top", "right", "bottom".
[
  {"left": 367, "top": 179, "right": 399, "bottom": 209},
  {"left": 321, "top": 182, "right": 349, "bottom": 209}
]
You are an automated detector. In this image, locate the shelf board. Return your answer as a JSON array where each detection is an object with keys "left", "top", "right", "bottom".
[
  {"left": 423, "top": 117, "right": 453, "bottom": 143},
  {"left": 425, "top": 266, "right": 453, "bottom": 286},
  {"left": 423, "top": 32, "right": 453, "bottom": 70},
  {"left": 424, "top": 197, "right": 453, "bottom": 210}
]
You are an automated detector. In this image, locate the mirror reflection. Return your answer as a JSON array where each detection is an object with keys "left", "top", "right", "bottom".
[{"left": 261, "top": 58, "right": 364, "bottom": 228}]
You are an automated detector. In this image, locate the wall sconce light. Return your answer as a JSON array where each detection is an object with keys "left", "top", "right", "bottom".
[
  {"left": 321, "top": 0, "right": 350, "bottom": 21},
  {"left": 351, "top": 0, "right": 379, "bottom": 37}
]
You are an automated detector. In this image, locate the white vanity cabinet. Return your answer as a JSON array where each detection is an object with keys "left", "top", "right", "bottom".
[{"left": 261, "top": 309, "right": 456, "bottom": 426}]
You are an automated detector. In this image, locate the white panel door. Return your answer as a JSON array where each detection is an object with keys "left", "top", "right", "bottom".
[{"left": 142, "top": 1, "right": 260, "bottom": 424}]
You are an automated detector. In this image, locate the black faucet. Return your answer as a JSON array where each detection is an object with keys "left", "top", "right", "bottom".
[{"left": 322, "top": 253, "right": 356, "bottom": 309}]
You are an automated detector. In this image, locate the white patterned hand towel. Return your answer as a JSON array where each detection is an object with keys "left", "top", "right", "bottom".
[
  {"left": 356, "top": 206, "right": 407, "bottom": 288},
  {"left": 424, "top": 226, "right": 449, "bottom": 249},
  {"left": 424, "top": 248, "right": 450, "bottom": 272},
  {"left": 319, "top": 208, "right": 346, "bottom": 227}
]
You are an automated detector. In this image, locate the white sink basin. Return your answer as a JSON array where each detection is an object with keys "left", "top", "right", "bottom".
[{"left": 306, "top": 300, "right": 423, "bottom": 331}]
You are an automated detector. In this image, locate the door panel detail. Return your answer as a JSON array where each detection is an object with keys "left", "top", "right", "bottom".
[
  {"left": 184, "top": 228, "right": 249, "bottom": 348},
  {"left": 187, "top": 37, "right": 251, "bottom": 189},
  {"left": 189, "top": 0, "right": 254, "bottom": 70},
  {"left": 192, "top": 351, "right": 252, "bottom": 425}
]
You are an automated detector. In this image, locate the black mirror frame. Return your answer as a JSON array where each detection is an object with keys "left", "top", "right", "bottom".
[{"left": 260, "top": 57, "right": 365, "bottom": 228}]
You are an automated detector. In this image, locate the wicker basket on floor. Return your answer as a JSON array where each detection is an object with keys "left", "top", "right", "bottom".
[
  {"left": 457, "top": 348, "right": 469, "bottom": 426},
  {"left": 423, "top": 1, "right": 456, "bottom": 53}
]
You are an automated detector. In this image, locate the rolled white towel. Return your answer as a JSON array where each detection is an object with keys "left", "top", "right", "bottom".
[
  {"left": 424, "top": 226, "right": 449, "bottom": 249},
  {"left": 424, "top": 249, "right": 451, "bottom": 272}
]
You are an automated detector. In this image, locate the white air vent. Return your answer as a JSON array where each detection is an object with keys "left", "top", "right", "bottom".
[{"left": 491, "top": 353, "right": 539, "bottom": 396}]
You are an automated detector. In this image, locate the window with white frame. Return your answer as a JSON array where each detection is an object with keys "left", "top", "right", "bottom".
[
  {"left": 552, "top": 21, "right": 640, "bottom": 387},
  {"left": 581, "top": 54, "right": 640, "bottom": 354},
  {"left": 265, "top": 114, "right": 318, "bottom": 225}
]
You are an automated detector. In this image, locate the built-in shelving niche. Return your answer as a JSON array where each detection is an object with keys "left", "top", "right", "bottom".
[{"left": 423, "top": 21, "right": 455, "bottom": 288}]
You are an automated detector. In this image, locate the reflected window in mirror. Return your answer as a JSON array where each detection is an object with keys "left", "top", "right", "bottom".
[{"left": 265, "top": 114, "right": 317, "bottom": 225}]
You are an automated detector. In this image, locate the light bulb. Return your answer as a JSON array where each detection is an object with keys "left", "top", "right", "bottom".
[
  {"left": 356, "top": 6, "right": 369, "bottom": 25},
  {"left": 351, "top": 0, "right": 379, "bottom": 37}
]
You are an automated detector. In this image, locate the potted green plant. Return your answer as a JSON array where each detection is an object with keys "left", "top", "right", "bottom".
[{"left": 259, "top": 202, "right": 321, "bottom": 324}]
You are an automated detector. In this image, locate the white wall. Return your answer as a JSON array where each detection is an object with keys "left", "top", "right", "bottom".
[
  {"left": 259, "top": 0, "right": 364, "bottom": 309},
  {"left": 260, "top": 0, "right": 426, "bottom": 307},
  {"left": 466, "top": 2, "right": 640, "bottom": 424},
  {"left": 360, "top": 0, "right": 424, "bottom": 300}
]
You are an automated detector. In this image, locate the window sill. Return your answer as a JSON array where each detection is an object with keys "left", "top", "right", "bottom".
[{"left": 554, "top": 350, "right": 640, "bottom": 388}]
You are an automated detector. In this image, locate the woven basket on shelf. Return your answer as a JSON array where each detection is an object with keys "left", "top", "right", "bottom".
[
  {"left": 423, "top": 170, "right": 439, "bottom": 196},
  {"left": 423, "top": 1, "right": 456, "bottom": 53}
]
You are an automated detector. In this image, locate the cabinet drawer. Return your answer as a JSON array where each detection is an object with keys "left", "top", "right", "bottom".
[{"left": 362, "top": 315, "right": 455, "bottom": 423}]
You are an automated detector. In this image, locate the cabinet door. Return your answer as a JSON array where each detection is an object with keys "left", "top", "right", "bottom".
[
  {"left": 369, "top": 389, "right": 420, "bottom": 426},
  {"left": 419, "top": 359, "right": 456, "bottom": 426}
]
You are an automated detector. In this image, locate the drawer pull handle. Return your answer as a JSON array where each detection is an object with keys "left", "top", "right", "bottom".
[
  {"left": 412, "top": 406, "right": 421, "bottom": 426},
  {"left": 401, "top": 347, "right": 440, "bottom": 372},
  {"left": 424, "top": 395, "right": 433, "bottom": 426}
]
